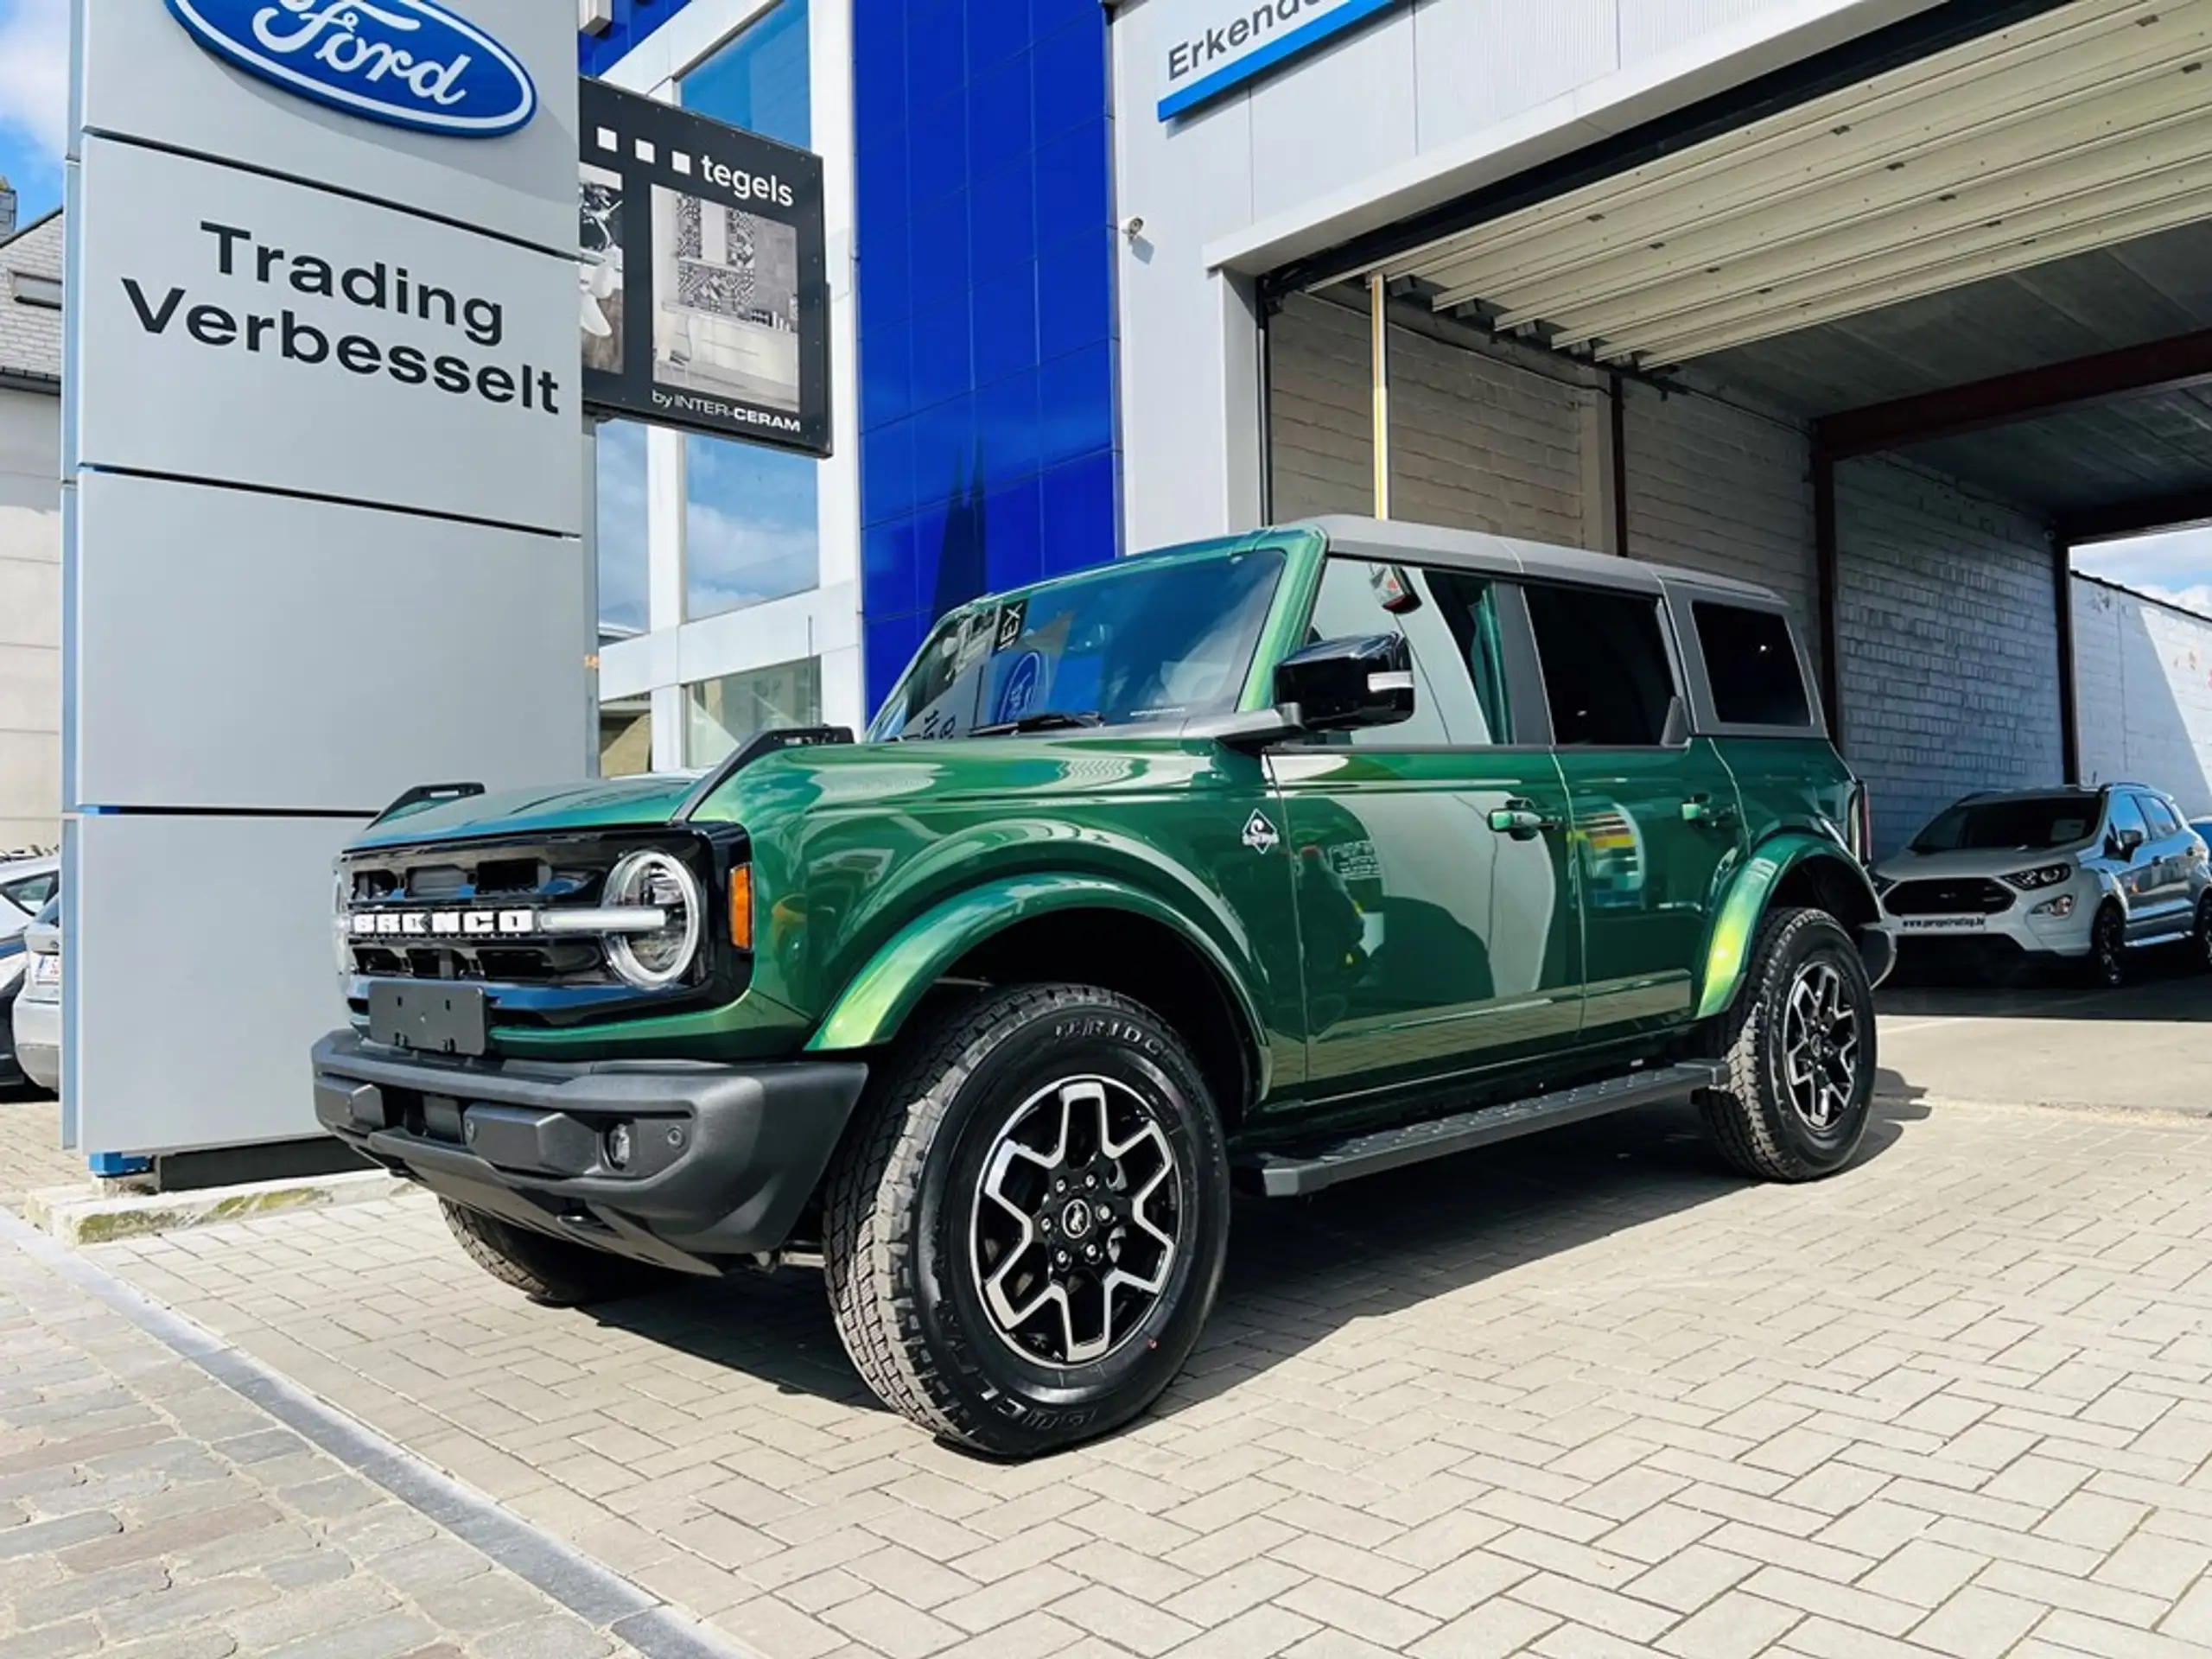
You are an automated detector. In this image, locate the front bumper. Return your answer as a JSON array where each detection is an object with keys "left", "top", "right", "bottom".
[{"left": 311, "top": 1030, "right": 868, "bottom": 1272}]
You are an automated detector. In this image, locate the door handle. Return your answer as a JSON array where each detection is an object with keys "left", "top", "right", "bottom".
[
  {"left": 1488, "top": 802, "right": 1556, "bottom": 840},
  {"left": 1681, "top": 794, "right": 1737, "bottom": 830}
]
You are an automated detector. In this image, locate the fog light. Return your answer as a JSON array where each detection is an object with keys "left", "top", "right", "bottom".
[
  {"left": 2031, "top": 893, "right": 2075, "bottom": 918},
  {"left": 605, "top": 1122, "right": 633, "bottom": 1170}
]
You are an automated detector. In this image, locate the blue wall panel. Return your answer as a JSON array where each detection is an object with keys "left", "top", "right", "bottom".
[
  {"left": 579, "top": 0, "right": 700, "bottom": 76},
  {"left": 854, "top": 0, "right": 1120, "bottom": 713}
]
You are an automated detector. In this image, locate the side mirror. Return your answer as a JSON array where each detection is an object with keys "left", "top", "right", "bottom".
[
  {"left": 1275, "top": 633, "right": 1415, "bottom": 734},
  {"left": 2114, "top": 826, "right": 2147, "bottom": 858}
]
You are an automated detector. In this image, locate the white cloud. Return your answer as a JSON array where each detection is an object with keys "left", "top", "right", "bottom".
[
  {"left": 0, "top": 0, "right": 68, "bottom": 168},
  {"left": 2072, "top": 525, "right": 2212, "bottom": 601}
]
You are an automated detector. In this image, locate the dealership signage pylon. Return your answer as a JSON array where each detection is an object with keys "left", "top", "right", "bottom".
[{"left": 64, "top": 0, "right": 586, "bottom": 1155}]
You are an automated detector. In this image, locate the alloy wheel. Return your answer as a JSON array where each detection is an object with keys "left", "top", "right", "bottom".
[
  {"left": 1780, "top": 959, "right": 1859, "bottom": 1133},
  {"left": 969, "top": 1077, "right": 1183, "bottom": 1366}
]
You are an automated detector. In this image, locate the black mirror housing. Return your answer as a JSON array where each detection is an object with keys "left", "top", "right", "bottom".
[{"left": 1275, "top": 633, "right": 1416, "bottom": 733}]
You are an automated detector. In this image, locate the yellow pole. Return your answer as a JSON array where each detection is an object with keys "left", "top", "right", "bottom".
[{"left": 1370, "top": 270, "right": 1390, "bottom": 519}]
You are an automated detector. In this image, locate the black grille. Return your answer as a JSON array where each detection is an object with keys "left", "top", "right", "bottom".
[
  {"left": 342, "top": 835, "right": 658, "bottom": 988},
  {"left": 1885, "top": 878, "right": 2015, "bottom": 917}
]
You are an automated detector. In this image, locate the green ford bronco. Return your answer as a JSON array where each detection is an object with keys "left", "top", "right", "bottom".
[{"left": 315, "top": 516, "right": 1891, "bottom": 1455}]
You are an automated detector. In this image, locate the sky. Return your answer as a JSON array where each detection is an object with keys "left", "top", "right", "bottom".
[
  {"left": 0, "top": 0, "right": 66, "bottom": 227},
  {"left": 2070, "top": 527, "right": 2212, "bottom": 620}
]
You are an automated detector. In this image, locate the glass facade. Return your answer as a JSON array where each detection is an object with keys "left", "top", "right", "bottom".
[
  {"left": 687, "top": 658, "right": 823, "bottom": 764},
  {"left": 594, "top": 419, "right": 650, "bottom": 634},
  {"left": 851, "top": 0, "right": 1122, "bottom": 711},
  {"left": 678, "top": 1, "right": 822, "bottom": 626},
  {"left": 684, "top": 434, "right": 820, "bottom": 619}
]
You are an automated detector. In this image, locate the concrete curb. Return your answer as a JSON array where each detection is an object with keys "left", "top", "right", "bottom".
[{"left": 22, "top": 1167, "right": 403, "bottom": 1244}]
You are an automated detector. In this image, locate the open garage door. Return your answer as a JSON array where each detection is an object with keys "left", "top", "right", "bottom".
[{"left": 1261, "top": 0, "right": 2212, "bottom": 853}]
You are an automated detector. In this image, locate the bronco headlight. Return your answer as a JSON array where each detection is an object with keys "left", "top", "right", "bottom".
[
  {"left": 602, "top": 849, "right": 703, "bottom": 991},
  {"left": 2005, "top": 862, "right": 2074, "bottom": 891},
  {"left": 332, "top": 867, "right": 351, "bottom": 980}
]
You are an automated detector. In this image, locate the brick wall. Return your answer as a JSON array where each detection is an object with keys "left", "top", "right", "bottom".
[
  {"left": 1836, "top": 456, "right": 2061, "bottom": 855},
  {"left": 2072, "top": 576, "right": 2212, "bottom": 818},
  {"left": 1622, "top": 382, "right": 1820, "bottom": 682},
  {"left": 1268, "top": 295, "right": 1588, "bottom": 544}
]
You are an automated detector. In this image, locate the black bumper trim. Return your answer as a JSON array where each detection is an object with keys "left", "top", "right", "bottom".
[{"left": 311, "top": 1031, "right": 868, "bottom": 1263}]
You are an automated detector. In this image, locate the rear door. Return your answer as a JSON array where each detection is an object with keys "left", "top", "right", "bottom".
[
  {"left": 1523, "top": 582, "right": 1745, "bottom": 1039},
  {"left": 1270, "top": 556, "right": 1580, "bottom": 1103}
]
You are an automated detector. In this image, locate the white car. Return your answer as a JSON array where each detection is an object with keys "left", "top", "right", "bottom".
[
  {"left": 10, "top": 899, "right": 57, "bottom": 1093},
  {"left": 1876, "top": 784, "right": 2212, "bottom": 987},
  {"left": 0, "top": 855, "right": 56, "bottom": 941}
]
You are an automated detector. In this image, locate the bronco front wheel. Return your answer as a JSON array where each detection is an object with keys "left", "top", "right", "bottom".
[
  {"left": 822, "top": 984, "right": 1230, "bottom": 1457},
  {"left": 1699, "top": 906, "right": 1875, "bottom": 1182}
]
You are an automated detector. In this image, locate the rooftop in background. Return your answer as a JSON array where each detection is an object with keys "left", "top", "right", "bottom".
[
  {"left": 0, "top": 175, "right": 16, "bottom": 240},
  {"left": 0, "top": 208, "right": 63, "bottom": 388}
]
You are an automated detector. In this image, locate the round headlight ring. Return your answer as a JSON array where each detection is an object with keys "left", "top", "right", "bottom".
[{"left": 604, "top": 849, "right": 704, "bottom": 991}]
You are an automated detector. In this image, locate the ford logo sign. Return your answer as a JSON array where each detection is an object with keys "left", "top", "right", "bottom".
[{"left": 165, "top": 0, "right": 537, "bottom": 138}]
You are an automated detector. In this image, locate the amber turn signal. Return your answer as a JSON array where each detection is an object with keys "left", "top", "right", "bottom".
[{"left": 728, "top": 864, "right": 753, "bottom": 950}]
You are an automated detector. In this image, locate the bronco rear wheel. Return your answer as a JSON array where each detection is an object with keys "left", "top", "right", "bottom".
[
  {"left": 1699, "top": 907, "right": 1875, "bottom": 1183},
  {"left": 822, "top": 983, "right": 1230, "bottom": 1458}
]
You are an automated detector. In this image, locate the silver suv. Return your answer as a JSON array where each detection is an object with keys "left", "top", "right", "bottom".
[{"left": 1876, "top": 784, "right": 2212, "bottom": 987}]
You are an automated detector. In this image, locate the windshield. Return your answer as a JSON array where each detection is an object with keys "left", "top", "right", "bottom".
[
  {"left": 868, "top": 549, "right": 1286, "bottom": 741},
  {"left": 1911, "top": 796, "right": 2099, "bottom": 855}
]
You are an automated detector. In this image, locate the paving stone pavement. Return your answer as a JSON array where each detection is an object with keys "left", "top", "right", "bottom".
[
  {"left": 0, "top": 1213, "right": 653, "bottom": 1659},
  {"left": 0, "top": 1099, "right": 80, "bottom": 1207},
  {"left": 51, "top": 1096, "right": 2212, "bottom": 1658}
]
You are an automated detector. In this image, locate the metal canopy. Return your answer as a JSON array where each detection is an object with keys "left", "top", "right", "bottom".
[{"left": 1382, "top": 0, "right": 2212, "bottom": 367}]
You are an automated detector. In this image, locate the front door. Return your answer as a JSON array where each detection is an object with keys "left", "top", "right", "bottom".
[
  {"left": 1522, "top": 582, "right": 1745, "bottom": 1039},
  {"left": 2132, "top": 791, "right": 2198, "bottom": 938},
  {"left": 1273, "top": 558, "right": 1581, "bottom": 1104}
]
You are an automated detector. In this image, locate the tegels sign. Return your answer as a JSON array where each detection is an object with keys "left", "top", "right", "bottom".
[{"left": 164, "top": 0, "right": 537, "bottom": 137}]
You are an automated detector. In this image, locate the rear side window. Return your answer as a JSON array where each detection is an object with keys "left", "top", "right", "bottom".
[
  {"left": 1525, "top": 585, "right": 1678, "bottom": 747},
  {"left": 1694, "top": 603, "right": 1812, "bottom": 728},
  {"left": 0, "top": 872, "right": 54, "bottom": 914}
]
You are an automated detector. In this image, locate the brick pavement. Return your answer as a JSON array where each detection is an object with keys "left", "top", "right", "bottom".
[
  {"left": 0, "top": 1098, "right": 80, "bottom": 1207},
  {"left": 62, "top": 1096, "right": 2212, "bottom": 1657},
  {"left": 0, "top": 1213, "right": 660, "bottom": 1658}
]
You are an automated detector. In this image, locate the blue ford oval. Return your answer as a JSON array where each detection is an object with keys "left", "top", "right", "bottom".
[{"left": 166, "top": 0, "right": 537, "bottom": 138}]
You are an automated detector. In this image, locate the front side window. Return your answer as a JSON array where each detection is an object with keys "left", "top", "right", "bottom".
[
  {"left": 1694, "top": 602, "right": 1811, "bottom": 728},
  {"left": 1526, "top": 585, "right": 1679, "bottom": 747},
  {"left": 687, "top": 658, "right": 823, "bottom": 766},
  {"left": 1299, "top": 559, "right": 1515, "bottom": 747},
  {"left": 2139, "top": 794, "right": 2183, "bottom": 839},
  {"left": 2103, "top": 791, "right": 2149, "bottom": 852},
  {"left": 1911, "top": 796, "right": 2099, "bottom": 854},
  {"left": 870, "top": 550, "right": 1284, "bottom": 741}
]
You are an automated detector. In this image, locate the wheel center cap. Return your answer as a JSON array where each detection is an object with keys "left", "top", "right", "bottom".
[{"left": 1059, "top": 1200, "right": 1094, "bottom": 1240}]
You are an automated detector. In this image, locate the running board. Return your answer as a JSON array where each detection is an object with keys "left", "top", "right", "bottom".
[{"left": 1235, "top": 1061, "right": 1726, "bottom": 1198}]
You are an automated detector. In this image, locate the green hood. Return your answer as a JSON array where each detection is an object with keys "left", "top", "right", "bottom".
[{"left": 350, "top": 773, "right": 703, "bottom": 849}]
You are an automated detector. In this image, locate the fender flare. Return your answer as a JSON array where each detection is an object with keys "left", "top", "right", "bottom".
[
  {"left": 1697, "top": 834, "right": 1886, "bottom": 1020},
  {"left": 804, "top": 873, "right": 1269, "bottom": 1087}
]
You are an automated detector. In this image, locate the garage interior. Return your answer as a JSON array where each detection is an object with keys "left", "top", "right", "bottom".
[{"left": 1258, "top": 0, "right": 2212, "bottom": 852}]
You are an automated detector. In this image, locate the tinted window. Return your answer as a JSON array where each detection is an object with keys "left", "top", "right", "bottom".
[
  {"left": 1300, "top": 560, "right": 1515, "bottom": 747},
  {"left": 1526, "top": 585, "right": 1678, "bottom": 747},
  {"left": 1912, "top": 796, "right": 2099, "bottom": 853},
  {"left": 2139, "top": 794, "right": 2183, "bottom": 839},
  {"left": 1694, "top": 603, "right": 1811, "bottom": 727},
  {"left": 0, "top": 873, "right": 55, "bottom": 914},
  {"left": 2105, "top": 792, "right": 2148, "bottom": 851}
]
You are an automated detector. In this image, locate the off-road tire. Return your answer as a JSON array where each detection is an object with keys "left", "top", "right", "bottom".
[
  {"left": 439, "top": 1199, "right": 647, "bottom": 1306},
  {"left": 1699, "top": 906, "right": 1875, "bottom": 1183},
  {"left": 2083, "top": 902, "right": 2127, "bottom": 989},
  {"left": 822, "top": 983, "right": 1231, "bottom": 1458}
]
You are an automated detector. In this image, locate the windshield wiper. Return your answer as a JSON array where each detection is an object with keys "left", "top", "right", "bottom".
[{"left": 966, "top": 711, "right": 1105, "bottom": 738}]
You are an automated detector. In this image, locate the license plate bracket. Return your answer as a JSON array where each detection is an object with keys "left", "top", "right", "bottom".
[{"left": 367, "top": 982, "right": 488, "bottom": 1058}]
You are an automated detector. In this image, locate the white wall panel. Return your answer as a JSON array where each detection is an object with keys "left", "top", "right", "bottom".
[
  {"left": 1413, "top": 0, "right": 1620, "bottom": 156},
  {"left": 2072, "top": 578, "right": 2212, "bottom": 818}
]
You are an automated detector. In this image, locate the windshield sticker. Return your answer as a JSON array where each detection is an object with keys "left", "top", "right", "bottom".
[
  {"left": 956, "top": 610, "right": 996, "bottom": 671},
  {"left": 995, "top": 652, "right": 1046, "bottom": 723},
  {"left": 995, "top": 599, "right": 1028, "bottom": 651}
]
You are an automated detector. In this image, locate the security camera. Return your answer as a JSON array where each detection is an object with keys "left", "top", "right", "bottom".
[{"left": 1122, "top": 215, "right": 1146, "bottom": 240}]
